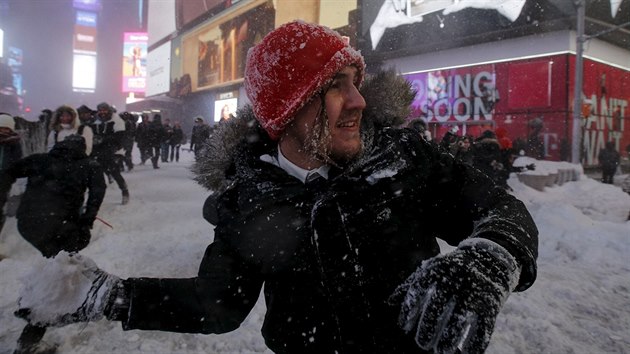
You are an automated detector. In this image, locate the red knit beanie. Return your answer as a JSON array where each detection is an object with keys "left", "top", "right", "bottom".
[{"left": 244, "top": 20, "right": 365, "bottom": 140}]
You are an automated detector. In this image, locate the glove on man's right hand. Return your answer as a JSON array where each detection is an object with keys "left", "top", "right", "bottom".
[
  {"left": 16, "top": 252, "right": 121, "bottom": 327},
  {"left": 392, "top": 239, "right": 521, "bottom": 354}
]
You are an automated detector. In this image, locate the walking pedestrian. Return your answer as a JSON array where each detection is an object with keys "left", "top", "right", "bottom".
[
  {"left": 169, "top": 121, "right": 184, "bottom": 162},
  {"left": 0, "top": 113, "right": 21, "bottom": 232},
  {"left": 598, "top": 141, "right": 620, "bottom": 184},
  {"left": 189, "top": 116, "right": 210, "bottom": 159},
  {"left": 91, "top": 102, "right": 129, "bottom": 204}
]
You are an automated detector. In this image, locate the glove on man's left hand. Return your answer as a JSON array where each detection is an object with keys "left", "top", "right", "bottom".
[{"left": 392, "top": 238, "right": 520, "bottom": 354}]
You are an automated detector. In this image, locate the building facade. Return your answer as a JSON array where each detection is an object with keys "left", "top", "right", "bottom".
[
  {"left": 137, "top": 0, "right": 629, "bottom": 165},
  {"left": 360, "top": 0, "right": 629, "bottom": 165}
]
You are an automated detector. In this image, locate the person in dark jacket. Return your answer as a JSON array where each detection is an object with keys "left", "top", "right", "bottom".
[
  {"left": 0, "top": 134, "right": 106, "bottom": 354},
  {"left": 597, "top": 141, "right": 620, "bottom": 184},
  {"left": 145, "top": 113, "right": 165, "bottom": 169},
  {"left": 119, "top": 111, "right": 137, "bottom": 171},
  {"left": 91, "top": 102, "right": 129, "bottom": 204},
  {"left": 189, "top": 116, "right": 211, "bottom": 159},
  {"left": 0, "top": 134, "right": 106, "bottom": 255},
  {"left": 0, "top": 113, "right": 21, "bottom": 169},
  {"left": 406, "top": 118, "right": 433, "bottom": 143},
  {"left": 0, "top": 113, "right": 22, "bottom": 232},
  {"left": 160, "top": 118, "right": 173, "bottom": 163},
  {"left": 472, "top": 130, "right": 506, "bottom": 187},
  {"left": 450, "top": 135, "right": 474, "bottom": 166},
  {"left": 134, "top": 113, "right": 151, "bottom": 165},
  {"left": 169, "top": 121, "right": 184, "bottom": 162},
  {"left": 76, "top": 105, "right": 96, "bottom": 125},
  {"left": 16, "top": 21, "right": 538, "bottom": 354}
]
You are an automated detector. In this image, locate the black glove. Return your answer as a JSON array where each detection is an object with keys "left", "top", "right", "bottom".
[
  {"left": 79, "top": 214, "right": 96, "bottom": 229},
  {"left": 392, "top": 238, "right": 520, "bottom": 354},
  {"left": 16, "top": 252, "right": 121, "bottom": 327},
  {"left": 526, "top": 163, "right": 536, "bottom": 171}
]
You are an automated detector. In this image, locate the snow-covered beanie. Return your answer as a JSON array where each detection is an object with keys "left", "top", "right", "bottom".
[
  {"left": 0, "top": 113, "right": 15, "bottom": 131},
  {"left": 244, "top": 20, "right": 365, "bottom": 140}
]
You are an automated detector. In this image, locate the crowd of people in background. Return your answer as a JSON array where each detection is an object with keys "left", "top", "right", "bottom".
[
  {"left": 0, "top": 104, "right": 218, "bottom": 215},
  {"left": 407, "top": 119, "right": 536, "bottom": 190}
]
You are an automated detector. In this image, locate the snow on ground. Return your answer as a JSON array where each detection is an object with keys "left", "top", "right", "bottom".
[{"left": 1, "top": 150, "right": 629, "bottom": 353}]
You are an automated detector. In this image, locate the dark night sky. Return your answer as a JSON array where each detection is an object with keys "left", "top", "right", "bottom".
[{"left": 0, "top": 0, "right": 145, "bottom": 118}]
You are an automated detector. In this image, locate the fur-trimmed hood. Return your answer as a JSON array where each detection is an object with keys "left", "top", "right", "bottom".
[
  {"left": 191, "top": 69, "right": 416, "bottom": 192},
  {"left": 50, "top": 105, "right": 80, "bottom": 132}
]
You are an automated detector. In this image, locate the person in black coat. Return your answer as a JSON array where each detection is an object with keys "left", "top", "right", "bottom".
[
  {"left": 189, "top": 116, "right": 211, "bottom": 159},
  {"left": 169, "top": 121, "right": 184, "bottom": 162},
  {"left": 472, "top": 130, "right": 506, "bottom": 187},
  {"left": 0, "top": 113, "right": 22, "bottom": 170},
  {"left": 450, "top": 135, "right": 474, "bottom": 166},
  {"left": 145, "top": 113, "right": 165, "bottom": 169},
  {"left": 91, "top": 102, "right": 129, "bottom": 204},
  {"left": 134, "top": 113, "right": 151, "bottom": 165},
  {"left": 598, "top": 141, "right": 620, "bottom": 184},
  {"left": 119, "top": 111, "right": 137, "bottom": 171},
  {"left": 16, "top": 22, "right": 538, "bottom": 354},
  {"left": 0, "top": 134, "right": 106, "bottom": 256},
  {"left": 0, "top": 113, "right": 22, "bottom": 230},
  {"left": 0, "top": 134, "right": 105, "bottom": 354},
  {"left": 160, "top": 118, "right": 174, "bottom": 163}
]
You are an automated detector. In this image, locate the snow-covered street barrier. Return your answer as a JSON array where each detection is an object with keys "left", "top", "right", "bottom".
[{"left": 513, "top": 157, "right": 584, "bottom": 191}]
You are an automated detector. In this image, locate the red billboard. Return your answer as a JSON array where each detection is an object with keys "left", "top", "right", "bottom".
[
  {"left": 571, "top": 57, "right": 630, "bottom": 165},
  {"left": 403, "top": 54, "right": 630, "bottom": 164}
]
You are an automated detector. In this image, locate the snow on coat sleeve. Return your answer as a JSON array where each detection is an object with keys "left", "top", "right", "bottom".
[
  {"left": 413, "top": 133, "right": 538, "bottom": 292},
  {"left": 115, "top": 240, "right": 264, "bottom": 334}
]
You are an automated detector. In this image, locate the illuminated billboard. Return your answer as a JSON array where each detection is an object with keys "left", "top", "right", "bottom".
[
  {"left": 122, "top": 32, "right": 148, "bottom": 93},
  {"left": 72, "top": 53, "right": 97, "bottom": 92},
  {"left": 73, "top": 0, "right": 102, "bottom": 12},
  {"left": 148, "top": 0, "right": 176, "bottom": 47},
  {"left": 175, "top": 2, "right": 274, "bottom": 94},
  {"left": 146, "top": 41, "right": 171, "bottom": 97},
  {"left": 73, "top": 9, "right": 97, "bottom": 93},
  {"left": 74, "top": 25, "right": 97, "bottom": 53},
  {"left": 176, "top": 0, "right": 225, "bottom": 30},
  {"left": 400, "top": 55, "right": 630, "bottom": 163},
  {"left": 7, "top": 47, "right": 23, "bottom": 96},
  {"left": 214, "top": 96, "right": 237, "bottom": 122},
  {"left": 76, "top": 10, "right": 97, "bottom": 27}
]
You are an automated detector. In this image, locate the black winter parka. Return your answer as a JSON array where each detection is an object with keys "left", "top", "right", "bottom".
[
  {"left": 0, "top": 138, "right": 106, "bottom": 224},
  {"left": 0, "top": 136, "right": 106, "bottom": 254},
  {"left": 111, "top": 74, "right": 538, "bottom": 354}
]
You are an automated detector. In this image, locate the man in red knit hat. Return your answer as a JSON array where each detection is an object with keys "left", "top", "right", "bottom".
[{"left": 16, "top": 21, "right": 538, "bottom": 354}]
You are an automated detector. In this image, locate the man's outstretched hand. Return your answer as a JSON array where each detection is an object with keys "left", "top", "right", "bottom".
[
  {"left": 392, "top": 238, "right": 521, "bottom": 354},
  {"left": 16, "top": 252, "right": 121, "bottom": 327}
]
